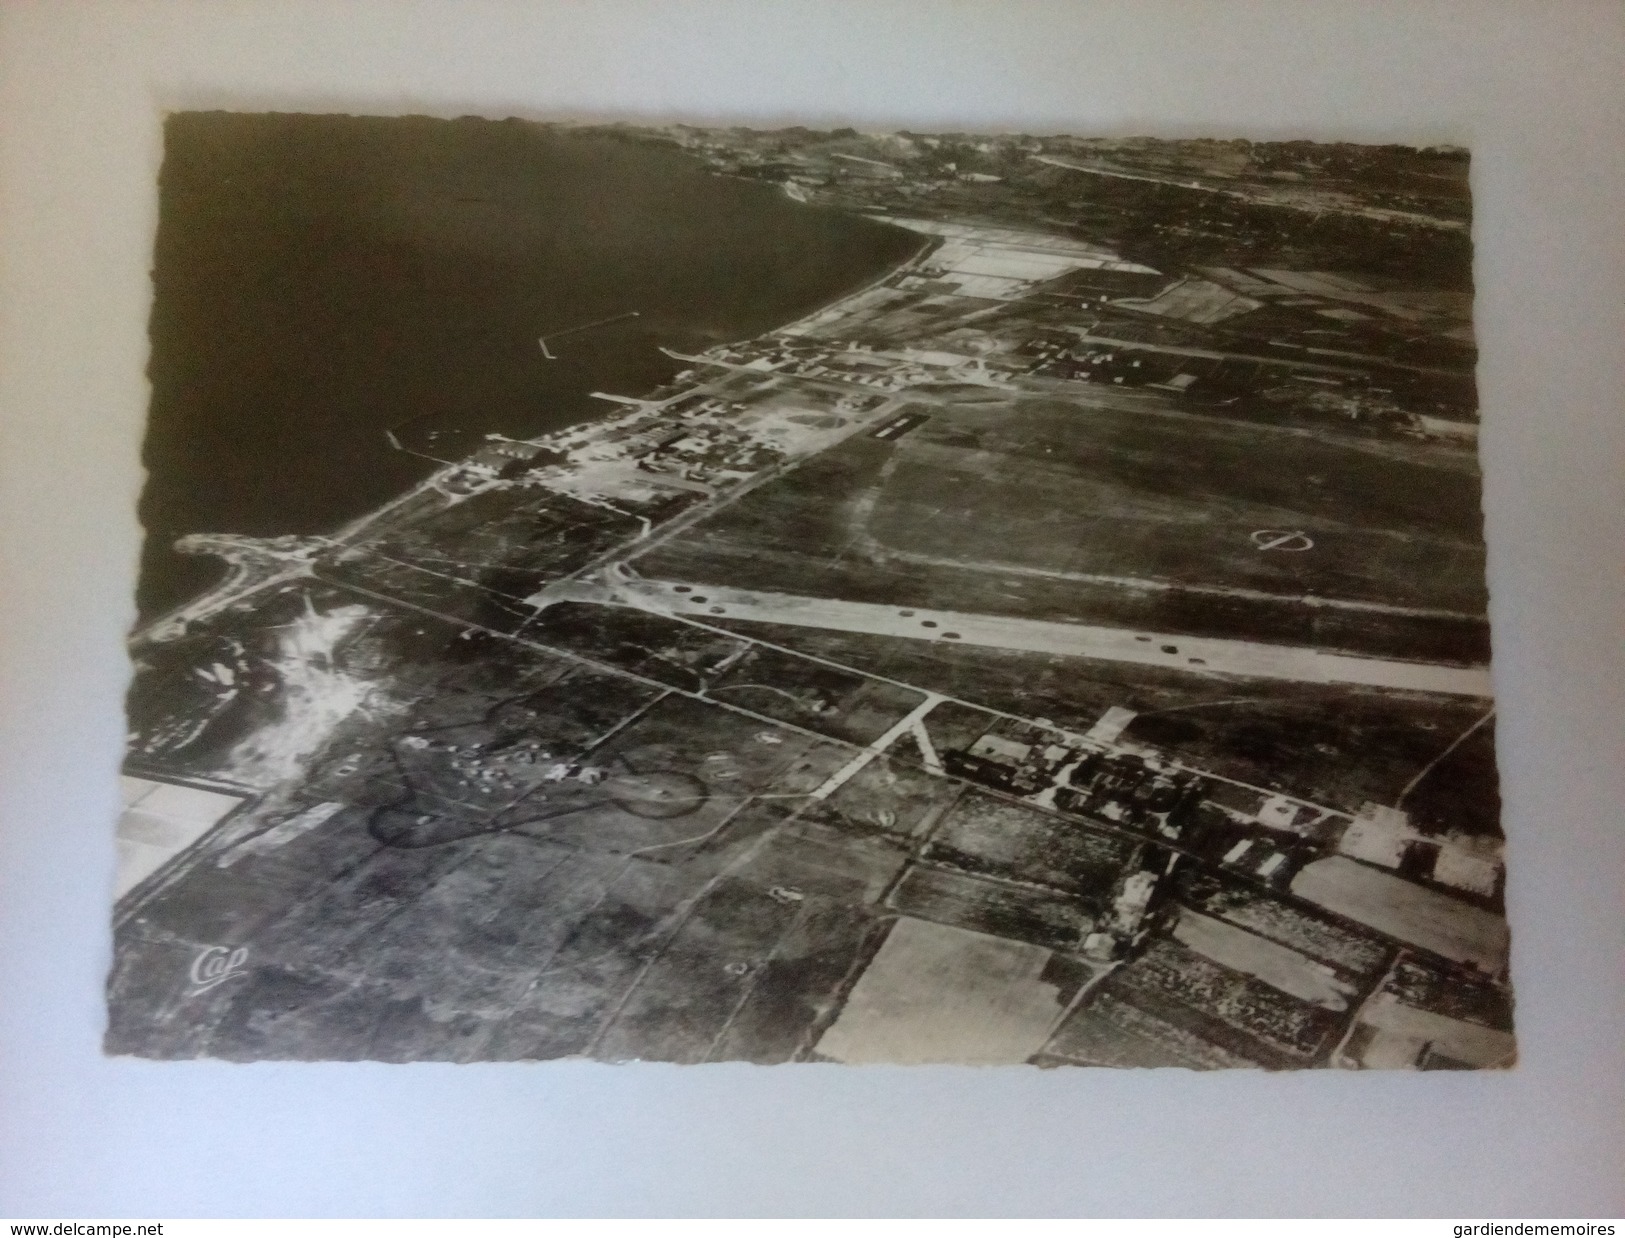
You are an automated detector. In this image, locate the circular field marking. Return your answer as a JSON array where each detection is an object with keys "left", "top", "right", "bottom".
[
  {"left": 606, "top": 769, "right": 709, "bottom": 819},
  {"left": 1251, "top": 528, "right": 1314, "bottom": 552}
]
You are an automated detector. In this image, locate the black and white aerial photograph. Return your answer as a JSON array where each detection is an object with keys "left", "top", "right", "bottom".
[{"left": 107, "top": 112, "right": 1511, "bottom": 1069}]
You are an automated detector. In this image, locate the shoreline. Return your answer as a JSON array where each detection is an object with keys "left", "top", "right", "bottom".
[{"left": 131, "top": 211, "right": 938, "bottom": 646}]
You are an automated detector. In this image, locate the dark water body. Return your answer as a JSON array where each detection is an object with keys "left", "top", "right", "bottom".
[{"left": 137, "top": 113, "right": 919, "bottom": 621}]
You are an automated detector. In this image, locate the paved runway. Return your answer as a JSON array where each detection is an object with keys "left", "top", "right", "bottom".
[{"left": 588, "top": 577, "right": 1494, "bottom": 698}]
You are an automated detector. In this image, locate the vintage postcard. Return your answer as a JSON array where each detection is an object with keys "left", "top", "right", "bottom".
[{"left": 108, "top": 113, "right": 1511, "bottom": 1067}]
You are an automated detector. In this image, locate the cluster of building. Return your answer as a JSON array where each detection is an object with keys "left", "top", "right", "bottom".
[
  {"left": 1024, "top": 339, "right": 1174, "bottom": 389},
  {"left": 381, "top": 729, "right": 627, "bottom": 810},
  {"left": 703, "top": 340, "right": 933, "bottom": 391},
  {"left": 1052, "top": 750, "right": 1208, "bottom": 839},
  {"left": 1337, "top": 801, "right": 1504, "bottom": 901},
  {"left": 942, "top": 718, "right": 1330, "bottom": 895},
  {"left": 1083, "top": 856, "right": 1178, "bottom": 963},
  {"left": 929, "top": 702, "right": 1507, "bottom": 987},
  {"left": 427, "top": 372, "right": 892, "bottom": 509},
  {"left": 635, "top": 398, "right": 784, "bottom": 486}
]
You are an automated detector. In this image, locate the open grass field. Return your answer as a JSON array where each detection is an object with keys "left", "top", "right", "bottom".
[{"left": 639, "top": 389, "right": 1489, "bottom": 662}]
